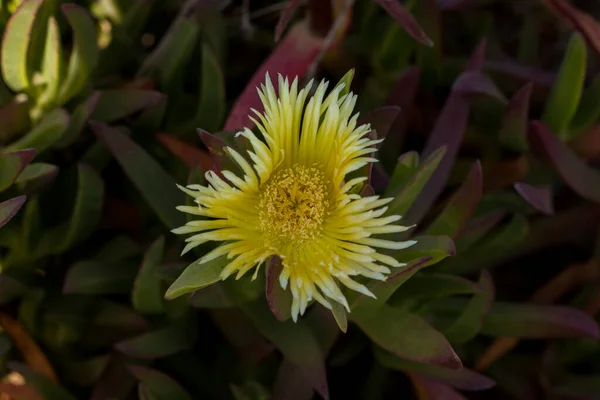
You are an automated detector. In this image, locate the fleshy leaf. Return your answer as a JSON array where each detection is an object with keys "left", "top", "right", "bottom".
[
  {"left": 128, "top": 365, "right": 192, "bottom": 400},
  {"left": 407, "top": 374, "right": 469, "bottom": 400},
  {"left": 38, "top": 16, "right": 63, "bottom": 108},
  {"left": 55, "top": 92, "right": 100, "bottom": 148},
  {"left": 92, "top": 121, "right": 185, "bottom": 229},
  {"left": 406, "top": 40, "right": 486, "bottom": 224},
  {"left": 195, "top": 43, "right": 226, "bottom": 133},
  {"left": 56, "top": 4, "right": 99, "bottom": 105},
  {"left": 331, "top": 302, "right": 348, "bottom": 334},
  {"left": 132, "top": 236, "right": 166, "bottom": 314},
  {"left": 442, "top": 270, "right": 495, "bottom": 344},
  {"left": 373, "top": 0, "right": 433, "bottom": 46},
  {"left": 224, "top": 22, "right": 322, "bottom": 131},
  {"left": 358, "top": 106, "right": 401, "bottom": 145},
  {"left": 390, "top": 273, "right": 481, "bottom": 306},
  {"left": 426, "top": 161, "right": 482, "bottom": 238},
  {"left": 452, "top": 71, "right": 506, "bottom": 102},
  {"left": 14, "top": 162, "right": 59, "bottom": 193},
  {"left": 544, "top": 0, "right": 600, "bottom": 57},
  {"left": 387, "top": 146, "right": 446, "bottom": 216},
  {"left": 384, "top": 151, "right": 420, "bottom": 198},
  {"left": 529, "top": 121, "right": 600, "bottom": 203},
  {"left": 0, "top": 148, "right": 36, "bottom": 191},
  {"left": 91, "top": 90, "right": 163, "bottom": 123},
  {"left": 0, "top": 0, "right": 44, "bottom": 92},
  {"left": 63, "top": 261, "right": 137, "bottom": 294},
  {"left": 499, "top": 82, "right": 533, "bottom": 152},
  {"left": 514, "top": 183, "right": 554, "bottom": 215},
  {"left": 165, "top": 255, "right": 228, "bottom": 300},
  {"left": 541, "top": 32, "right": 586, "bottom": 140},
  {"left": 353, "top": 304, "right": 461, "bottom": 369},
  {"left": 0, "top": 196, "right": 27, "bottom": 230},
  {"left": 265, "top": 256, "right": 292, "bottom": 321},
  {"left": 375, "top": 348, "right": 495, "bottom": 390},
  {"left": 5, "top": 108, "right": 69, "bottom": 153},
  {"left": 481, "top": 303, "right": 600, "bottom": 339},
  {"left": 115, "top": 325, "right": 194, "bottom": 359},
  {"left": 273, "top": 360, "right": 314, "bottom": 400},
  {"left": 241, "top": 299, "right": 329, "bottom": 399},
  {"left": 570, "top": 73, "right": 600, "bottom": 135}
]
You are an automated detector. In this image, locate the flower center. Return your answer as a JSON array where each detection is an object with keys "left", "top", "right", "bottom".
[{"left": 259, "top": 164, "right": 329, "bottom": 245}]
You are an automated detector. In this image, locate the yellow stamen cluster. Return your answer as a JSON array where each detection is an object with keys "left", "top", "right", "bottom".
[{"left": 259, "top": 164, "right": 329, "bottom": 245}]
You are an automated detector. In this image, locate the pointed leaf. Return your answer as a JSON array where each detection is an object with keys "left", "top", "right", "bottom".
[
  {"left": 373, "top": 0, "right": 433, "bottom": 46},
  {"left": 390, "top": 273, "right": 481, "bottom": 305},
  {"left": 1, "top": 0, "right": 44, "bottom": 92},
  {"left": 406, "top": 40, "right": 486, "bottom": 224},
  {"left": 128, "top": 365, "right": 192, "bottom": 400},
  {"left": 165, "top": 255, "right": 227, "bottom": 299},
  {"left": 408, "top": 374, "right": 469, "bottom": 400},
  {"left": 353, "top": 304, "right": 461, "bottom": 369},
  {"left": 541, "top": 32, "right": 586, "bottom": 139},
  {"left": 387, "top": 146, "right": 446, "bottom": 216},
  {"left": 132, "top": 236, "right": 166, "bottom": 314},
  {"left": 195, "top": 43, "right": 225, "bottom": 132},
  {"left": 266, "top": 256, "right": 292, "bottom": 321},
  {"left": 426, "top": 161, "right": 482, "bottom": 238},
  {"left": 224, "top": 22, "right": 323, "bottom": 131},
  {"left": 55, "top": 92, "right": 100, "bottom": 148},
  {"left": 14, "top": 162, "right": 58, "bottom": 193},
  {"left": 91, "top": 90, "right": 163, "bottom": 123},
  {"left": 499, "top": 82, "right": 533, "bottom": 152},
  {"left": 443, "top": 270, "right": 495, "bottom": 344},
  {"left": 529, "top": 121, "right": 600, "bottom": 203},
  {"left": 384, "top": 151, "right": 420, "bottom": 197},
  {"left": 358, "top": 106, "right": 401, "bottom": 145},
  {"left": 0, "top": 196, "right": 26, "bottom": 230},
  {"left": 0, "top": 148, "right": 36, "bottom": 191},
  {"left": 571, "top": 73, "right": 600, "bottom": 135},
  {"left": 241, "top": 299, "right": 329, "bottom": 399},
  {"left": 273, "top": 360, "right": 314, "bottom": 400},
  {"left": 38, "top": 16, "right": 63, "bottom": 107},
  {"left": 92, "top": 121, "right": 185, "bottom": 229},
  {"left": 514, "top": 183, "right": 554, "bottom": 215},
  {"left": 63, "top": 261, "right": 137, "bottom": 294},
  {"left": 6, "top": 108, "right": 69, "bottom": 153},
  {"left": 452, "top": 71, "right": 506, "bottom": 102},
  {"left": 56, "top": 4, "right": 99, "bottom": 105},
  {"left": 157, "top": 133, "right": 213, "bottom": 171},
  {"left": 331, "top": 302, "right": 348, "bottom": 333},
  {"left": 375, "top": 348, "right": 495, "bottom": 390},
  {"left": 115, "top": 325, "right": 194, "bottom": 359},
  {"left": 482, "top": 303, "right": 600, "bottom": 339}
]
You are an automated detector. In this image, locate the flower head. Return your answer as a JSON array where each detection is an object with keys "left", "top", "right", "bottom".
[{"left": 173, "top": 73, "right": 416, "bottom": 321}]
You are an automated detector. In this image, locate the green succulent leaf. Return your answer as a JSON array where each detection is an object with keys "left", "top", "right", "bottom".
[
  {"left": 129, "top": 365, "right": 192, "bottom": 400},
  {"left": 195, "top": 43, "right": 225, "bottom": 132},
  {"left": 5, "top": 108, "right": 69, "bottom": 153},
  {"left": 91, "top": 89, "right": 163, "bottom": 123},
  {"left": 0, "top": 148, "right": 36, "bottom": 191},
  {"left": 165, "top": 255, "right": 227, "bottom": 300},
  {"left": 115, "top": 324, "right": 195, "bottom": 359},
  {"left": 56, "top": 4, "right": 99, "bottom": 105},
  {"left": 541, "top": 32, "right": 586, "bottom": 140},
  {"left": 38, "top": 16, "right": 63, "bottom": 109},
  {"left": 63, "top": 260, "right": 137, "bottom": 294},
  {"left": 0, "top": 195, "right": 26, "bottom": 230},
  {"left": 132, "top": 236, "right": 166, "bottom": 314}
]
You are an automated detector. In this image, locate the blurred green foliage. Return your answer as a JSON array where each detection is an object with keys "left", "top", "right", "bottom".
[{"left": 0, "top": 0, "right": 600, "bottom": 399}]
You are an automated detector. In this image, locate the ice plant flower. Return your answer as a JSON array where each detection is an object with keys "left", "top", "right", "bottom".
[{"left": 173, "top": 73, "right": 416, "bottom": 321}]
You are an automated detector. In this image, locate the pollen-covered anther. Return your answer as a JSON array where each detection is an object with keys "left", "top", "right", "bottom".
[{"left": 259, "top": 164, "right": 329, "bottom": 244}]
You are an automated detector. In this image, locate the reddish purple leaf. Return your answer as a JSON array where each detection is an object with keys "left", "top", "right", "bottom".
[
  {"left": 482, "top": 303, "right": 600, "bottom": 339},
  {"left": 358, "top": 106, "right": 401, "bottom": 145},
  {"left": 405, "top": 40, "right": 486, "bottom": 225},
  {"left": 224, "top": 22, "right": 323, "bottom": 131},
  {"left": 426, "top": 161, "right": 483, "bottom": 238},
  {"left": 91, "top": 359, "right": 136, "bottom": 400},
  {"left": 353, "top": 304, "right": 462, "bottom": 369},
  {"left": 157, "top": 133, "right": 213, "bottom": 172},
  {"left": 409, "top": 374, "right": 469, "bottom": 400},
  {"left": 484, "top": 59, "right": 555, "bottom": 88},
  {"left": 266, "top": 256, "right": 292, "bottom": 321},
  {"left": 275, "top": 0, "right": 304, "bottom": 42},
  {"left": 387, "top": 67, "right": 422, "bottom": 107},
  {"left": 545, "top": 0, "right": 600, "bottom": 56},
  {"left": 529, "top": 121, "right": 600, "bottom": 203},
  {"left": 376, "top": 349, "right": 495, "bottom": 390},
  {"left": 373, "top": 0, "right": 434, "bottom": 46},
  {"left": 456, "top": 210, "right": 507, "bottom": 250},
  {"left": 514, "top": 183, "right": 554, "bottom": 215},
  {"left": 0, "top": 196, "right": 26, "bottom": 229},
  {"left": 453, "top": 71, "right": 506, "bottom": 102},
  {"left": 499, "top": 82, "right": 533, "bottom": 152},
  {"left": 272, "top": 359, "right": 314, "bottom": 400}
]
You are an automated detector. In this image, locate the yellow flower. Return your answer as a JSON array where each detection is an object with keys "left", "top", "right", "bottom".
[{"left": 173, "top": 73, "right": 416, "bottom": 321}]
